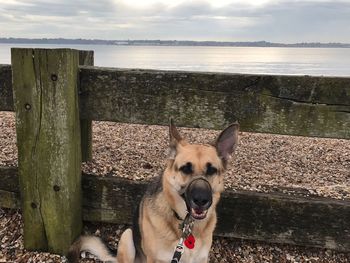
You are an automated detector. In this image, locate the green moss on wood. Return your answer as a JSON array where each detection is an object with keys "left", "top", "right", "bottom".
[
  {"left": 78, "top": 68, "right": 350, "bottom": 139},
  {"left": 2, "top": 169, "right": 350, "bottom": 252},
  {"left": 2, "top": 63, "right": 350, "bottom": 139},
  {"left": 11, "top": 48, "right": 82, "bottom": 255},
  {"left": 0, "top": 65, "right": 13, "bottom": 111}
]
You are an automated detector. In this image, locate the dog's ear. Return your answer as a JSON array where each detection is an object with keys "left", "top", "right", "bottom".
[
  {"left": 168, "top": 119, "right": 186, "bottom": 159},
  {"left": 215, "top": 122, "right": 239, "bottom": 163}
]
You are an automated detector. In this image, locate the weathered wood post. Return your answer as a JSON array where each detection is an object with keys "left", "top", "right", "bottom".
[
  {"left": 79, "top": 51, "right": 94, "bottom": 162},
  {"left": 11, "top": 48, "right": 82, "bottom": 255}
]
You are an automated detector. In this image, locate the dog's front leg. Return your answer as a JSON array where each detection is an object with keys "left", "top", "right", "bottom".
[
  {"left": 147, "top": 260, "right": 170, "bottom": 263},
  {"left": 117, "top": 229, "right": 136, "bottom": 263},
  {"left": 201, "top": 256, "right": 209, "bottom": 263},
  {"left": 192, "top": 253, "right": 209, "bottom": 263},
  {"left": 146, "top": 257, "right": 159, "bottom": 263}
]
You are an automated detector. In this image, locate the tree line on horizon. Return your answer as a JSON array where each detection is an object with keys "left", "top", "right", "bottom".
[{"left": 1, "top": 37, "right": 349, "bottom": 48}]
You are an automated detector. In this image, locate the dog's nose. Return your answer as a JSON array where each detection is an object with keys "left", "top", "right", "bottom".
[
  {"left": 192, "top": 193, "right": 210, "bottom": 207},
  {"left": 186, "top": 178, "right": 212, "bottom": 210}
]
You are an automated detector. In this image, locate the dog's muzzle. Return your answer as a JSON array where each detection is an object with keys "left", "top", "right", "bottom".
[{"left": 182, "top": 177, "right": 213, "bottom": 220}]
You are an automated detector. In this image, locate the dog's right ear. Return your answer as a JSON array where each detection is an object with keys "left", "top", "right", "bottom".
[
  {"left": 215, "top": 122, "right": 239, "bottom": 164},
  {"left": 169, "top": 119, "right": 186, "bottom": 159}
]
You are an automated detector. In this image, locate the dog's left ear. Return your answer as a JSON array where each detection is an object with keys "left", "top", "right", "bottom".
[
  {"left": 215, "top": 122, "right": 239, "bottom": 163},
  {"left": 168, "top": 119, "right": 187, "bottom": 159}
]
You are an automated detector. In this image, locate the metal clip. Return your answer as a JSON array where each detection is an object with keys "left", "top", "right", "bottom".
[{"left": 171, "top": 238, "right": 184, "bottom": 263}]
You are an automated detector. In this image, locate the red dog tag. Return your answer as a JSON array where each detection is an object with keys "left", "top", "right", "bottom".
[{"left": 184, "top": 234, "right": 195, "bottom": 249}]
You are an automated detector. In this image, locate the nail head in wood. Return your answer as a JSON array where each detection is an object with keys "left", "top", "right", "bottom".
[
  {"left": 51, "top": 74, "right": 58, "bottom": 81},
  {"left": 24, "top": 103, "right": 31, "bottom": 110}
]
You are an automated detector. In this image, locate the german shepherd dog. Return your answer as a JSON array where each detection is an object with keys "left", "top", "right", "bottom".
[{"left": 68, "top": 121, "right": 239, "bottom": 263}]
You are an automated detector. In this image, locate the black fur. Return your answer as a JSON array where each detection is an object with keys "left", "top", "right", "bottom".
[{"left": 132, "top": 174, "right": 163, "bottom": 260}]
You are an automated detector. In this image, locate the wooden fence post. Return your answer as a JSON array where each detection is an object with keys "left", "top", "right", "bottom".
[
  {"left": 79, "top": 51, "right": 94, "bottom": 162},
  {"left": 11, "top": 48, "right": 82, "bottom": 255}
]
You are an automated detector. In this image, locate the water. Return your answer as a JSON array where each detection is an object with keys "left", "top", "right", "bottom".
[{"left": 1, "top": 43, "right": 349, "bottom": 76}]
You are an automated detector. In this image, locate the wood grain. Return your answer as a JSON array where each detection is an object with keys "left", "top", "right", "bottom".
[
  {"left": 79, "top": 51, "right": 94, "bottom": 162},
  {"left": 0, "top": 64, "right": 13, "bottom": 111},
  {"left": 1, "top": 167, "right": 350, "bottom": 252},
  {"left": 11, "top": 48, "right": 82, "bottom": 255},
  {"left": 2, "top": 65, "right": 349, "bottom": 138}
]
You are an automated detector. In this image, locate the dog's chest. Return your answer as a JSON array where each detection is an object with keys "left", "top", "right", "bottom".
[
  {"left": 181, "top": 246, "right": 209, "bottom": 263},
  {"left": 154, "top": 240, "right": 209, "bottom": 263}
]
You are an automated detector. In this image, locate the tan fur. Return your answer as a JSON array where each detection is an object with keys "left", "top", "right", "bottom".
[
  {"left": 139, "top": 143, "right": 225, "bottom": 263},
  {"left": 68, "top": 122, "right": 239, "bottom": 263},
  {"left": 68, "top": 236, "right": 117, "bottom": 262},
  {"left": 117, "top": 229, "right": 135, "bottom": 263}
]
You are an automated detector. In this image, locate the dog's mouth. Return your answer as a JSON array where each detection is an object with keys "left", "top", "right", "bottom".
[{"left": 190, "top": 207, "right": 208, "bottom": 220}]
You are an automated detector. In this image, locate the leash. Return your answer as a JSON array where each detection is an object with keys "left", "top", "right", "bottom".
[
  {"left": 170, "top": 176, "right": 211, "bottom": 262},
  {"left": 171, "top": 213, "right": 195, "bottom": 263}
]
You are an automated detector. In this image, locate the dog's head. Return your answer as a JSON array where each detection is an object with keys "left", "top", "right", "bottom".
[{"left": 164, "top": 121, "right": 239, "bottom": 220}]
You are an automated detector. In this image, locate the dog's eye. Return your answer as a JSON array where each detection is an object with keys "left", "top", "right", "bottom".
[
  {"left": 179, "top": 162, "right": 193, "bottom": 175},
  {"left": 206, "top": 163, "right": 217, "bottom": 176}
]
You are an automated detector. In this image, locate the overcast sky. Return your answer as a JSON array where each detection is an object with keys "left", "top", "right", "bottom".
[{"left": 1, "top": 0, "right": 350, "bottom": 43}]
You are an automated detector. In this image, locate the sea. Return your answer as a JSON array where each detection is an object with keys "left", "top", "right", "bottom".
[{"left": 1, "top": 43, "right": 349, "bottom": 76}]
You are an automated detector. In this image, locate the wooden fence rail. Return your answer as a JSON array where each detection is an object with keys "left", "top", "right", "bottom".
[
  {"left": 1, "top": 167, "right": 350, "bottom": 252},
  {"left": 0, "top": 48, "right": 350, "bottom": 255},
  {"left": 2, "top": 64, "right": 350, "bottom": 138}
]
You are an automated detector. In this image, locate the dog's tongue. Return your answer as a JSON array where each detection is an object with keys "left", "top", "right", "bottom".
[
  {"left": 195, "top": 208, "right": 203, "bottom": 214},
  {"left": 190, "top": 207, "right": 207, "bottom": 219}
]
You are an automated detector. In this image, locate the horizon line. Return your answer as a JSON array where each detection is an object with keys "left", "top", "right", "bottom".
[{"left": 1, "top": 37, "right": 350, "bottom": 47}]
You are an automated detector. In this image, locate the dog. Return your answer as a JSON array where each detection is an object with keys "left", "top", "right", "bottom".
[{"left": 68, "top": 120, "right": 239, "bottom": 263}]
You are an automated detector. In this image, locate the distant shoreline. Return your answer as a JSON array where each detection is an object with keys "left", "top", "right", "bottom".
[{"left": 1, "top": 38, "right": 350, "bottom": 48}]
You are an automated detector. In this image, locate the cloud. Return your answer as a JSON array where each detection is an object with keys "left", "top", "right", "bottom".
[
  {"left": 236, "top": 0, "right": 350, "bottom": 42},
  {"left": 0, "top": 0, "right": 350, "bottom": 42}
]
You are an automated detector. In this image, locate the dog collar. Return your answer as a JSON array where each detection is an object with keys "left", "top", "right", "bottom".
[{"left": 173, "top": 210, "right": 183, "bottom": 221}]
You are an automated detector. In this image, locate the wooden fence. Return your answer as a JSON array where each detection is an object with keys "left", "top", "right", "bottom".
[{"left": 0, "top": 48, "right": 350, "bottom": 255}]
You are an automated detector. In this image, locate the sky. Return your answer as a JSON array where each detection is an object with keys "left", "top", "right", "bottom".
[{"left": 1, "top": 0, "right": 350, "bottom": 43}]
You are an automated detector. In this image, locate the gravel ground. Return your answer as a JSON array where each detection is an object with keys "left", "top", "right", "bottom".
[
  {"left": 1, "top": 111, "right": 349, "bottom": 199},
  {"left": 1, "top": 208, "right": 349, "bottom": 263},
  {"left": 1, "top": 111, "right": 350, "bottom": 262}
]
